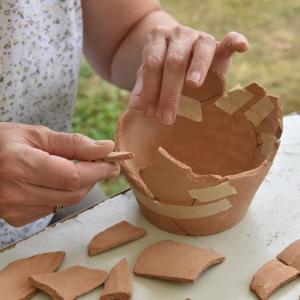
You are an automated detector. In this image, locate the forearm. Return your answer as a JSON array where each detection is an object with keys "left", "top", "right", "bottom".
[{"left": 110, "top": 10, "right": 178, "bottom": 90}]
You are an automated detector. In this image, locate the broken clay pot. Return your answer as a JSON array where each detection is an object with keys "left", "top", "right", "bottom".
[
  {"left": 134, "top": 240, "right": 225, "bottom": 283},
  {"left": 250, "top": 260, "right": 299, "bottom": 300},
  {"left": 88, "top": 221, "right": 146, "bottom": 256},
  {"left": 30, "top": 265, "right": 108, "bottom": 300},
  {"left": 0, "top": 251, "right": 65, "bottom": 300},
  {"left": 277, "top": 240, "right": 300, "bottom": 271},
  {"left": 116, "top": 71, "right": 283, "bottom": 236},
  {"left": 101, "top": 258, "right": 132, "bottom": 300}
]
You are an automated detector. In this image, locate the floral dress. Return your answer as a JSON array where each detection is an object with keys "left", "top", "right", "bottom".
[{"left": 0, "top": 0, "right": 83, "bottom": 248}]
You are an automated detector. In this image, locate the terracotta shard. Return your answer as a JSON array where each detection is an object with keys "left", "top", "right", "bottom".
[
  {"left": 30, "top": 265, "right": 108, "bottom": 300},
  {"left": 101, "top": 258, "right": 132, "bottom": 300},
  {"left": 88, "top": 221, "right": 146, "bottom": 256},
  {"left": 99, "top": 151, "right": 134, "bottom": 163},
  {"left": 116, "top": 69, "right": 283, "bottom": 236},
  {"left": 0, "top": 251, "right": 65, "bottom": 300},
  {"left": 134, "top": 240, "right": 225, "bottom": 283},
  {"left": 250, "top": 260, "right": 299, "bottom": 300},
  {"left": 277, "top": 240, "right": 300, "bottom": 270}
]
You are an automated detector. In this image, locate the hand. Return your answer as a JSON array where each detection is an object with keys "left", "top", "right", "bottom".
[
  {"left": 129, "top": 26, "right": 249, "bottom": 124},
  {"left": 0, "top": 123, "right": 119, "bottom": 227}
]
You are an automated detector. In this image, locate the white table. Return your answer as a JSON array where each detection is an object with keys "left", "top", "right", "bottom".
[{"left": 1, "top": 115, "right": 300, "bottom": 300}]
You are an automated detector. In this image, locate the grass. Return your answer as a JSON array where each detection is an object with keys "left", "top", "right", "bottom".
[{"left": 73, "top": 0, "right": 300, "bottom": 196}]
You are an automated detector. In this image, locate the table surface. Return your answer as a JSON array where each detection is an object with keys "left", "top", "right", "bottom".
[{"left": 1, "top": 114, "right": 300, "bottom": 300}]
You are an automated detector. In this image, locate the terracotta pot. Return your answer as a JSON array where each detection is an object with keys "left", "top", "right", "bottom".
[{"left": 116, "top": 71, "right": 283, "bottom": 236}]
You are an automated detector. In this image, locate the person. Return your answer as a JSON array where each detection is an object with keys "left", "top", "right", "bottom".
[{"left": 0, "top": 0, "right": 248, "bottom": 248}]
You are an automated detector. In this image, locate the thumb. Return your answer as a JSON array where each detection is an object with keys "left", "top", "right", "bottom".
[{"left": 46, "top": 131, "right": 115, "bottom": 161}]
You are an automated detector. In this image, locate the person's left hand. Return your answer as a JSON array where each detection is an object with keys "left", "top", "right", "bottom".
[{"left": 129, "top": 26, "right": 249, "bottom": 125}]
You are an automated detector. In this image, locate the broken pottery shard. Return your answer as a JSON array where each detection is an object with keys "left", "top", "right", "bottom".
[
  {"left": 134, "top": 240, "right": 225, "bottom": 283},
  {"left": 88, "top": 221, "right": 146, "bottom": 256},
  {"left": 277, "top": 240, "right": 300, "bottom": 271},
  {"left": 99, "top": 151, "right": 134, "bottom": 163},
  {"left": 250, "top": 260, "right": 299, "bottom": 300},
  {"left": 116, "top": 69, "right": 283, "bottom": 236},
  {"left": 0, "top": 251, "right": 65, "bottom": 300},
  {"left": 30, "top": 265, "right": 108, "bottom": 300},
  {"left": 101, "top": 258, "right": 132, "bottom": 300}
]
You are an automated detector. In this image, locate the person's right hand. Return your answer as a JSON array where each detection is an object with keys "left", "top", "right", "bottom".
[{"left": 0, "top": 122, "right": 120, "bottom": 227}]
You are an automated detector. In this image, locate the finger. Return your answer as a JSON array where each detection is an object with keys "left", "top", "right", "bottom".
[
  {"left": 1, "top": 205, "right": 54, "bottom": 227},
  {"left": 186, "top": 32, "right": 216, "bottom": 87},
  {"left": 211, "top": 31, "right": 249, "bottom": 75},
  {"left": 141, "top": 32, "right": 167, "bottom": 118},
  {"left": 157, "top": 39, "right": 195, "bottom": 124},
  {"left": 26, "top": 126, "right": 115, "bottom": 161},
  {"left": 74, "top": 161, "right": 120, "bottom": 187},
  {"left": 47, "top": 132, "right": 115, "bottom": 161},
  {"left": 19, "top": 146, "right": 119, "bottom": 190},
  {"left": 0, "top": 181, "right": 94, "bottom": 207},
  {"left": 128, "top": 65, "right": 144, "bottom": 111}
]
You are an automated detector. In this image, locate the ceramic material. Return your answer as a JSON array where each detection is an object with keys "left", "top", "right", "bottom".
[
  {"left": 277, "top": 240, "right": 300, "bottom": 271},
  {"left": 88, "top": 221, "right": 146, "bottom": 256},
  {"left": 101, "top": 258, "right": 132, "bottom": 300},
  {"left": 0, "top": 251, "right": 65, "bottom": 300},
  {"left": 250, "top": 260, "right": 299, "bottom": 300},
  {"left": 134, "top": 240, "right": 225, "bottom": 283},
  {"left": 98, "top": 151, "right": 134, "bottom": 163},
  {"left": 116, "top": 71, "right": 283, "bottom": 236},
  {"left": 30, "top": 265, "right": 108, "bottom": 300}
]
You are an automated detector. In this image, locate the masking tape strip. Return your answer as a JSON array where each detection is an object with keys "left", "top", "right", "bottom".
[
  {"left": 215, "top": 86, "right": 253, "bottom": 114},
  {"left": 177, "top": 95, "right": 202, "bottom": 122},
  {"left": 188, "top": 181, "right": 237, "bottom": 203},
  {"left": 133, "top": 189, "right": 232, "bottom": 220},
  {"left": 245, "top": 96, "right": 274, "bottom": 127},
  {"left": 261, "top": 133, "right": 276, "bottom": 156}
]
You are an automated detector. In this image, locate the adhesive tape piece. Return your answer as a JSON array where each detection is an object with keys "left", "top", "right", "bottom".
[
  {"left": 215, "top": 87, "right": 253, "bottom": 114},
  {"left": 245, "top": 96, "right": 274, "bottom": 127},
  {"left": 261, "top": 133, "right": 276, "bottom": 156},
  {"left": 188, "top": 181, "right": 237, "bottom": 203},
  {"left": 133, "top": 189, "right": 232, "bottom": 220},
  {"left": 177, "top": 95, "right": 202, "bottom": 122}
]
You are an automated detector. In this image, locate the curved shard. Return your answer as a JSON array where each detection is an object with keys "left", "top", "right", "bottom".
[
  {"left": 0, "top": 251, "right": 65, "bottom": 300},
  {"left": 134, "top": 240, "right": 225, "bottom": 283}
]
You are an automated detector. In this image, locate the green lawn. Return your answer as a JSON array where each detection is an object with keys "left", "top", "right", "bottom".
[{"left": 73, "top": 0, "right": 300, "bottom": 196}]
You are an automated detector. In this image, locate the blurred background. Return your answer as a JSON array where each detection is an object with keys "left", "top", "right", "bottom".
[{"left": 73, "top": 0, "right": 300, "bottom": 196}]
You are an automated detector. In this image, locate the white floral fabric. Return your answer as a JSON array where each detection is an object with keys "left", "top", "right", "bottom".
[{"left": 0, "top": 0, "right": 83, "bottom": 248}]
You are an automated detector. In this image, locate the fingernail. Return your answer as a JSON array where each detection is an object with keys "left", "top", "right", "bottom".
[
  {"left": 189, "top": 71, "right": 202, "bottom": 84},
  {"left": 160, "top": 110, "right": 174, "bottom": 125},
  {"left": 95, "top": 140, "right": 115, "bottom": 147},
  {"left": 145, "top": 105, "right": 156, "bottom": 118}
]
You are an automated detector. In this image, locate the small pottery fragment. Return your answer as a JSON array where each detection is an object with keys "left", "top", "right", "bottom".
[
  {"left": 116, "top": 70, "right": 283, "bottom": 236},
  {"left": 250, "top": 260, "right": 299, "bottom": 300},
  {"left": 101, "top": 258, "right": 132, "bottom": 300},
  {"left": 0, "top": 251, "right": 65, "bottom": 300},
  {"left": 277, "top": 240, "right": 300, "bottom": 271},
  {"left": 98, "top": 151, "right": 134, "bottom": 163},
  {"left": 30, "top": 265, "right": 108, "bottom": 300},
  {"left": 88, "top": 221, "right": 146, "bottom": 256},
  {"left": 134, "top": 240, "right": 225, "bottom": 283}
]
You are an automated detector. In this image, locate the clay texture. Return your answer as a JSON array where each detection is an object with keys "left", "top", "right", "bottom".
[
  {"left": 0, "top": 251, "right": 65, "bottom": 300},
  {"left": 88, "top": 221, "right": 146, "bottom": 256},
  {"left": 250, "top": 260, "right": 299, "bottom": 300},
  {"left": 30, "top": 265, "right": 108, "bottom": 300},
  {"left": 116, "top": 70, "right": 283, "bottom": 236},
  {"left": 99, "top": 151, "right": 134, "bottom": 163},
  {"left": 134, "top": 240, "right": 225, "bottom": 283},
  {"left": 101, "top": 258, "right": 132, "bottom": 300},
  {"left": 277, "top": 240, "right": 300, "bottom": 270}
]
